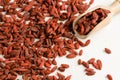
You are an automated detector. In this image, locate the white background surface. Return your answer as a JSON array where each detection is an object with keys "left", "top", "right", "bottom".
[
  {"left": 0, "top": 0, "right": 120, "bottom": 80},
  {"left": 55, "top": 0, "right": 120, "bottom": 80}
]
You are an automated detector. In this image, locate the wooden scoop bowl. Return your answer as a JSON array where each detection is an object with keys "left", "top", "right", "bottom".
[{"left": 73, "top": 0, "right": 120, "bottom": 39}]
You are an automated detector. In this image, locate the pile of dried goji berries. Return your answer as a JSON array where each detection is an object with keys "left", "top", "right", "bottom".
[{"left": 0, "top": 0, "right": 112, "bottom": 80}]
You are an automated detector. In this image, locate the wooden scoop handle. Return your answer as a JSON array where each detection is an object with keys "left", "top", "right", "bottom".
[{"left": 109, "top": 0, "right": 120, "bottom": 15}]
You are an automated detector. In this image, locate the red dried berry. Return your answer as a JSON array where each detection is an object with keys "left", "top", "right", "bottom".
[
  {"left": 85, "top": 39, "right": 91, "bottom": 46},
  {"left": 82, "top": 61, "right": 89, "bottom": 68},
  {"left": 66, "top": 53, "right": 77, "bottom": 59},
  {"left": 79, "top": 50, "right": 83, "bottom": 56},
  {"left": 97, "top": 59, "right": 102, "bottom": 70},
  {"left": 61, "top": 64, "right": 69, "bottom": 68},
  {"left": 86, "top": 70, "right": 96, "bottom": 76},
  {"left": 107, "top": 74, "right": 113, "bottom": 80},
  {"left": 92, "top": 62, "right": 99, "bottom": 69},
  {"left": 88, "top": 58, "right": 95, "bottom": 64},
  {"left": 58, "top": 67, "right": 65, "bottom": 72},
  {"left": 85, "top": 68, "right": 96, "bottom": 76},
  {"left": 51, "top": 66, "right": 58, "bottom": 73},
  {"left": 78, "top": 59, "right": 82, "bottom": 65},
  {"left": 105, "top": 48, "right": 111, "bottom": 54}
]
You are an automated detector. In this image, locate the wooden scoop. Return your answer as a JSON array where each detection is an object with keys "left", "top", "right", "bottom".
[{"left": 73, "top": 0, "right": 120, "bottom": 39}]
